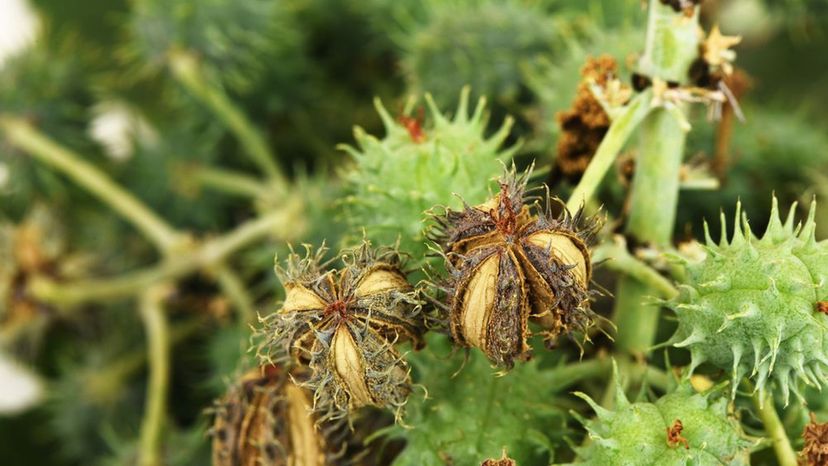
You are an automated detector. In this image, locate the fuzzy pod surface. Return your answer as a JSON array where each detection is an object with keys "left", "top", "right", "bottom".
[
  {"left": 669, "top": 198, "right": 828, "bottom": 403},
  {"left": 575, "top": 378, "right": 754, "bottom": 465},
  {"left": 340, "top": 87, "right": 517, "bottom": 264},
  {"left": 255, "top": 242, "right": 424, "bottom": 421},
  {"left": 211, "top": 365, "right": 345, "bottom": 466}
]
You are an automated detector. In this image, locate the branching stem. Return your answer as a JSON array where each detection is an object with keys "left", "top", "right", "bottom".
[
  {"left": 0, "top": 116, "right": 183, "bottom": 251},
  {"left": 138, "top": 285, "right": 172, "bottom": 466},
  {"left": 168, "top": 49, "right": 284, "bottom": 185}
]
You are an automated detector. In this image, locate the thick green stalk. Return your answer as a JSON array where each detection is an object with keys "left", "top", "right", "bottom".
[
  {"left": 138, "top": 285, "right": 171, "bottom": 466},
  {"left": 168, "top": 50, "right": 284, "bottom": 185},
  {"left": 613, "top": 110, "right": 686, "bottom": 354},
  {"left": 753, "top": 392, "right": 798, "bottom": 466},
  {"left": 612, "top": 0, "right": 699, "bottom": 355}
]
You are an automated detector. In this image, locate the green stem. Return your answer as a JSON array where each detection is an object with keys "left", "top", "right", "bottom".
[
  {"left": 613, "top": 109, "right": 686, "bottom": 355},
  {"left": 213, "top": 265, "right": 257, "bottom": 323},
  {"left": 753, "top": 392, "right": 798, "bottom": 466},
  {"left": 0, "top": 116, "right": 183, "bottom": 251},
  {"left": 592, "top": 239, "right": 679, "bottom": 300},
  {"left": 611, "top": 0, "right": 700, "bottom": 356},
  {"left": 168, "top": 49, "right": 284, "bottom": 185},
  {"left": 192, "top": 165, "right": 267, "bottom": 198},
  {"left": 566, "top": 90, "right": 652, "bottom": 212},
  {"left": 138, "top": 285, "right": 171, "bottom": 466},
  {"left": 29, "top": 205, "right": 299, "bottom": 306},
  {"left": 546, "top": 356, "right": 612, "bottom": 392}
]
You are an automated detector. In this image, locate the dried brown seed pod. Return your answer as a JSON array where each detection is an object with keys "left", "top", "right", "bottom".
[
  {"left": 211, "top": 365, "right": 345, "bottom": 466},
  {"left": 801, "top": 412, "right": 828, "bottom": 466},
  {"left": 257, "top": 242, "right": 423, "bottom": 421},
  {"left": 432, "top": 166, "right": 602, "bottom": 367}
]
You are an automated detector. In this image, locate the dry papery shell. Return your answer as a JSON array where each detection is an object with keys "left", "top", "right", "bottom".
[
  {"left": 257, "top": 242, "right": 424, "bottom": 422},
  {"left": 211, "top": 365, "right": 350, "bottom": 466},
  {"left": 432, "top": 166, "right": 602, "bottom": 368}
]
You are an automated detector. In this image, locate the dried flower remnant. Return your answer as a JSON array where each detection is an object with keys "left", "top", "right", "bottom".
[
  {"left": 433, "top": 166, "right": 602, "bottom": 368},
  {"left": 702, "top": 26, "right": 741, "bottom": 77},
  {"left": 666, "top": 419, "right": 689, "bottom": 449},
  {"left": 817, "top": 301, "right": 828, "bottom": 316},
  {"left": 1, "top": 205, "right": 89, "bottom": 341},
  {"left": 556, "top": 55, "right": 630, "bottom": 182},
  {"left": 398, "top": 108, "right": 426, "bottom": 143},
  {"left": 257, "top": 242, "right": 423, "bottom": 421},
  {"left": 211, "top": 365, "right": 342, "bottom": 466},
  {"left": 481, "top": 449, "right": 517, "bottom": 466},
  {"left": 802, "top": 413, "right": 828, "bottom": 466}
]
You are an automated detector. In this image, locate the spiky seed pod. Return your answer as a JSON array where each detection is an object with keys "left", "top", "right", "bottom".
[
  {"left": 256, "top": 242, "right": 423, "bottom": 421},
  {"left": 668, "top": 198, "right": 828, "bottom": 403},
  {"left": 340, "top": 87, "right": 517, "bottom": 264},
  {"left": 574, "top": 374, "right": 754, "bottom": 465},
  {"left": 211, "top": 365, "right": 346, "bottom": 466},
  {"left": 433, "top": 166, "right": 602, "bottom": 367},
  {"left": 801, "top": 413, "right": 828, "bottom": 466}
]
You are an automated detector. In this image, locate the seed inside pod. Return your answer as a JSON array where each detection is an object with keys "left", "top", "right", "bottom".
[
  {"left": 524, "top": 231, "right": 589, "bottom": 286},
  {"left": 285, "top": 383, "right": 323, "bottom": 466},
  {"left": 331, "top": 325, "right": 373, "bottom": 407},
  {"left": 458, "top": 253, "right": 498, "bottom": 348},
  {"left": 451, "top": 246, "right": 530, "bottom": 368}
]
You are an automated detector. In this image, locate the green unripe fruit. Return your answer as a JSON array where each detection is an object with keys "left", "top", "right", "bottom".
[
  {"left": 669, "top": 198, "right": 828, "bottom": 403},
  {"left": 575, "top": 372, "right": 754, "bottom": 465},
  {"left": 340, "top": 87, "right": 517, "bottom": 263}
]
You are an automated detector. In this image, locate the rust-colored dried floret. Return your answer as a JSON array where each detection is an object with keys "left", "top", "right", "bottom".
[
  {"left": 432, "top": 166, "right": 602, "bottom": 368},
  {"left": 666, "top": 419, "right": 690, "bottom": 449},
  {"left": 818, "top": 301, "right": 828, "bottom": 316},
  {"left": 802, "top": 413, "right": 828, "bottom": 466},
  {"left": 556, "top": 55, "right": 622, "bottom": 181},
  {"left": 481, "top": 449, "right": 517, "bottom": 466}
]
